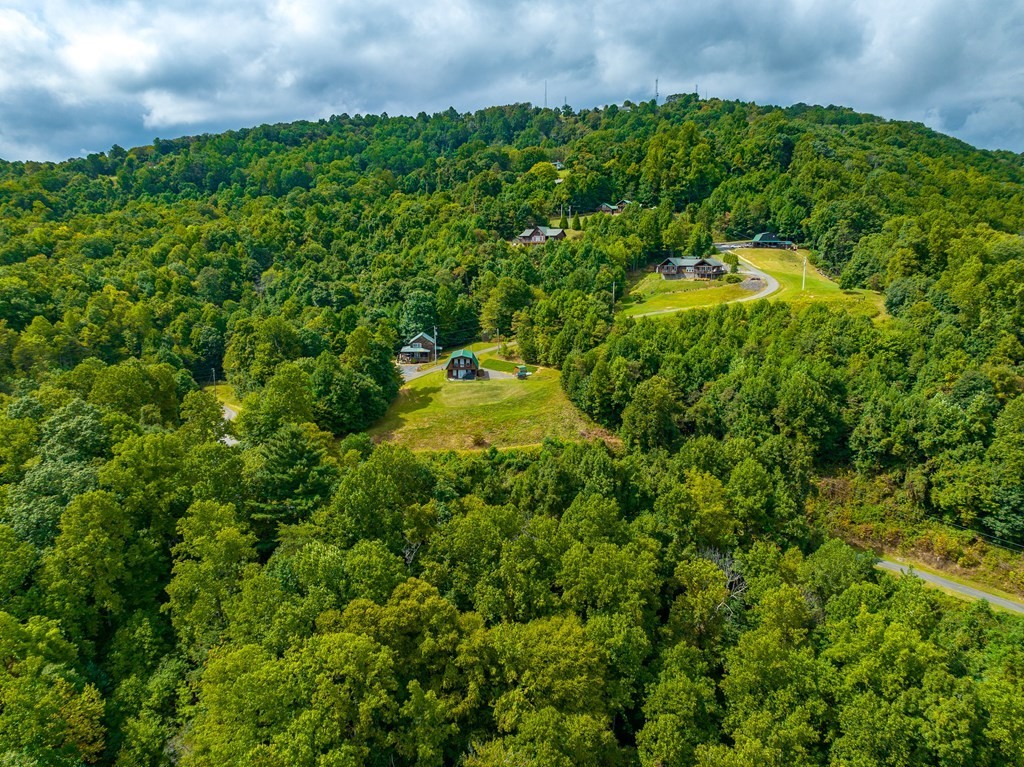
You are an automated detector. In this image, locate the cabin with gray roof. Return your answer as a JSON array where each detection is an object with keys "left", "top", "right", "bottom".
[
  {"left": 398, "top": 332, "right": 440, "bottom": 364},
  {"left": 656, "top": 256, "right": 728, "bottom": 279},
  {"left": 513, "top": 225, "right": 566, "bottom": 246}
]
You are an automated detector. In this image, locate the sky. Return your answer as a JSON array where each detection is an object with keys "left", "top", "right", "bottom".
[{"left": 1, "top": 0, "right": 1023, "bottom": 162}]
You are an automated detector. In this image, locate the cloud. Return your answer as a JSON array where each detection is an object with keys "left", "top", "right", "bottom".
[{"left": 0, "top": 0, "right": 1022, "bottom": 161}]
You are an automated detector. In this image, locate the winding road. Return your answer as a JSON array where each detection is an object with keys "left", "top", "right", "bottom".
[{"left": 876, "top": 558, "right": 1024, "bottom": 614}]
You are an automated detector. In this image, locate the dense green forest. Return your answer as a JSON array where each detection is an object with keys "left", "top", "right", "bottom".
[{"left": 2, "top": 96, "right": 1024, "bottom": 765}]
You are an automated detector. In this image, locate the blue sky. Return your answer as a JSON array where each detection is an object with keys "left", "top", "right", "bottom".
[{"left": 2, "top": 0, "right": 1023, "bottom": 161}]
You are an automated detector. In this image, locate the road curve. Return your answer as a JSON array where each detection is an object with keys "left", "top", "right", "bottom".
[
  {"left": 877, "top": 559, "right": 1024, "bottom": 615},
  {"left": 628, "top": 261, "right": 780, "bottom": 319},
  {"left": 732, "top": 259, "right": 781, "bottom": 303}
]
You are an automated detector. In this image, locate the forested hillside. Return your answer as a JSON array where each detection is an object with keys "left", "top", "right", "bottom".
[{"left": 2, "top": 97, "right": 1024, "bottom": 765}]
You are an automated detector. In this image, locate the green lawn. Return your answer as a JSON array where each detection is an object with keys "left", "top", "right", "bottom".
[
  {"left": 619, "top": 274, "right": 751, "bottom": 318},
  {"left": 735, "top": 248, "right": 886, "bottom": 319},
  {"left": 480, "top": 357, "right": 538, "bottom": 374},
  {"left": 368, "top": 368, "right": 611, "bottom": 450}
]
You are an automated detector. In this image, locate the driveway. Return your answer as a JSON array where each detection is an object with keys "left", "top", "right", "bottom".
[
  {"left": 877, "top": 559, "right": 1024, "bottom": 614},
  {"left": 731, "top": 260, "right": 780, "bottom": 303},
  {"left": 628, "top": 260, "right": 780, "bottom": 319}
]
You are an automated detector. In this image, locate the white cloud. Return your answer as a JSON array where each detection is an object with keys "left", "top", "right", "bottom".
[{"left": 1, "top": 0, "right": 1023, "bottom": 161}]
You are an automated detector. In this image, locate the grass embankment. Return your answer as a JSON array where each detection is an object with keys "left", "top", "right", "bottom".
[
  {"left": 369, "top": 367, "right": 611, "bottom": 451},
  {"left": 206, "top": 383, "right": 243, "bottom": 413},
  {"left": 734, "top": 248, "right": 886, "bottom": 319},
  {"left": 618, "top": 272, "right": 751, "bottom": 317},
  {"left": 813, "top": 475, "right": 1024, "bottom": 599}
]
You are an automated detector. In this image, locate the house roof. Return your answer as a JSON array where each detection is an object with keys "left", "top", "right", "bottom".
[
  {"left": 752, "top": 232, "right": 791, "bottom": 243},
  {"left": 518, "top": 226, "right": 564, "bottom": 238},
  {"left": 407, "top": 331, "right": 435, "bottom": 345},
  {"left": 660, "top": 256, "right": 727, "bottom": 268},
  {"left": 446, "top": 349, "right": 479, "bottom": 365},
  {"left": 400, "top": 345, "right": 430, "bottom": 354}
]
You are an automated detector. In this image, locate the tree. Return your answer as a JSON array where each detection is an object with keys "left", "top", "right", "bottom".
[
  {"left": 687, "top": 223, "right": 713, "bottom": 257},
  {"left": 166, "top": 501, "right": 256, "bottom": 657},
  {"left": 244, "top": 423, "right": 339, "bottom": 547},
  {"left": 620, "top": 375, "right": 679, "bottom": 450}
]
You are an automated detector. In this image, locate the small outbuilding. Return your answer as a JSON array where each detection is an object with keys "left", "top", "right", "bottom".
[{"left": 446, "top": 349, "right": 481, "bottom": 380}]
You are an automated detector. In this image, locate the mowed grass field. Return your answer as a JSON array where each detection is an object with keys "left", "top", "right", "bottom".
[
  {"left": 734, "top": 248, "right": 886, "bottom": 319},
  {"left": 369, "top": 367, "right": 611, "bottom": 450},
  {"left": 618, "top": 272, "right": 751, "bottom": 317}
]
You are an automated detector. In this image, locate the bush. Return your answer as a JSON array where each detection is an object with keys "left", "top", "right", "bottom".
[{"left": 723, "top": 274, "right": 743, "bottom": 284}]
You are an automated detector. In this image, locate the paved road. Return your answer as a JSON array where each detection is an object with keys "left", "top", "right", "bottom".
[
  {"left": 220, "top": 404, "right": 240, "bottom": 446},
  {"left": 877, "top": 558, "right": 1024, "bottom": 614},
  {"left": 732, "top": 259, "right": 781, "bottom": 303}
]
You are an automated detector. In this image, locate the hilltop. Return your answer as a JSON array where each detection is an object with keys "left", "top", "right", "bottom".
[{"left": 3, "top": 97, "right": 1024, "bottom": 765}]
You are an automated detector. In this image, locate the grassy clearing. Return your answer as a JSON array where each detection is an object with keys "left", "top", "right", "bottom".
[
  {"left": 481, "top": 357, "right": 538, "bottom": 374},
  {"left": 369, "top": 368, "right": 611, "bottom": 451},
  {"left": 206, "top": 383, "right": 243, "bottom": 412},
  {"left": 619, "top": 278, "right": 751, "bottom": 318},
  {"left": 735, "top": 248, "right": 886, "bottom": 319}
]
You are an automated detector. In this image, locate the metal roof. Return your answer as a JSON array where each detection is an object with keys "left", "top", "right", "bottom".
[
  {"left": 518, "top": 226, "right": 564, "bottom": 238},
  {"left": 447, "top": 349, "right": 479, "bottom": 364}
]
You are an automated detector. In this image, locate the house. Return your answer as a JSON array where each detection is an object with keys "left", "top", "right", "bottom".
[
  {"left": 552, "top": 160, "right": 565, "bottom": 170},
  {"left": 751, "top": 232, "right": 794, "bottom": 249},
  {"left": 398, "top": 332, "right": 440, "bottom": 364},
  {"left": 655, "top": 256, "right": 728, "bottom": 279},
  {"left": 513, "top": 226, "right": 566, "bottom": 246},
  {"left": 597, "top": 200, "right": 635, "bottom": 215},
  {"left": 446, "top": 349, "right": 481, "bottom": 380}
]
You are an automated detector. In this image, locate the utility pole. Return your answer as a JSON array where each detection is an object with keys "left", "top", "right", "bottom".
[
  {"left": 655, "top": 77, "right": 659, "bottom": 102},
  {"left": 212, "top": 367, "right": 216, "bottom": 387},
  {"left": 802, "top": 256, "right": 807, "bottom": 291},
  {"left": 433, "top": 325, "right": 438, "bottom": 363}
]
